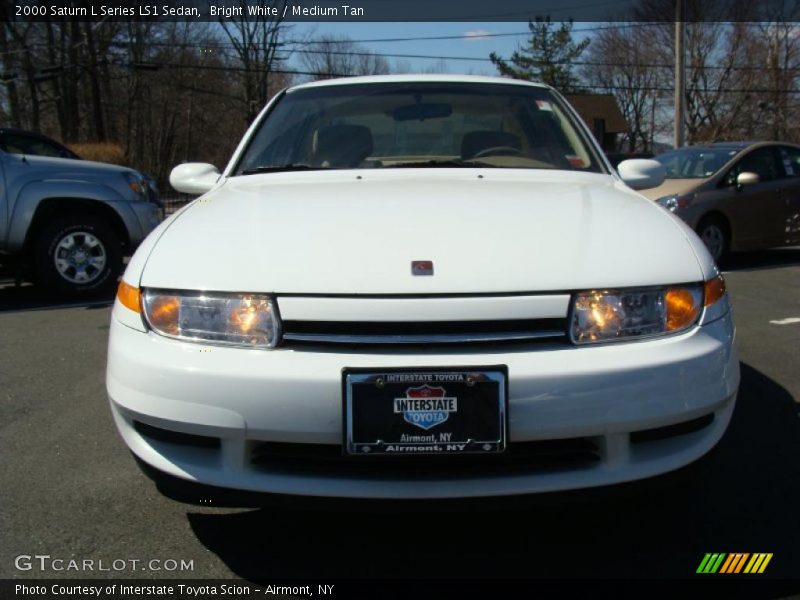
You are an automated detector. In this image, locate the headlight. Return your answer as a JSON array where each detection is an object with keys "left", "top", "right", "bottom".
[
  {"left": 142, "top": 289, "right": 281, "bottom": 348},
  {"left": 570, "top": 284, "right": 703, "bottom": 344},
  {"left": 655, "top": 193, "right": 693, "bottom": 212},
  {"left": 122, "top": 171, "right": 149, "bottom": 199}
]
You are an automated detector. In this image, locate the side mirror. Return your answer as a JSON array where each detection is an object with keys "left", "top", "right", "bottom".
[
  {"left": 169, "top": 163, "right": 220, "bottom": 195},
  {"left": 736, "top": 171, "right": 760, "bottom": 187},
  {"left": 617, "top": 159, "right": 667, "bottom": 191}
]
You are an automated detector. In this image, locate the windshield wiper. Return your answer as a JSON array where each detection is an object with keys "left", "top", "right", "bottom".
[
  {"left": 240, "top": 164, "right": 323, "bottom": 175},
  {"left": 241, "top": 160, "right": 499, "bottom": 174},
  {"left": 380, "top": 159, "right": 499, "bottom": 169}
]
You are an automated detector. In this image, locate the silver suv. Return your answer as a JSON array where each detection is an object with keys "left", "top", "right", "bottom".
[{"left": 0, "top": 129, "right": 162, "bottom": 295}]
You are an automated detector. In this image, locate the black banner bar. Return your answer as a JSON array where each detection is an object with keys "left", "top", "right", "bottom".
[
  {"left": 6, "top": 0, "right": 800, "bottom": 23},
  {"left": 3, "top": 579, "right": 800, "bottom": 600}
]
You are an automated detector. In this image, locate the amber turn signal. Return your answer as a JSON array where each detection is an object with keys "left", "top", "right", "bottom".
[
  {"left": 665, "top": 287, "right": 701, "bottom": 331},
  {"left": 116, "top": 281, "right": 141, "bottom": 313},
  {"left": 704, "top": 275, "right": 726, "bottom": 307}
]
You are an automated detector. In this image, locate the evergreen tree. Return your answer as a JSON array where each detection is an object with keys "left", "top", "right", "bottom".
[{"left": 490, "top": 17, "right": 590, "bottom": 92}]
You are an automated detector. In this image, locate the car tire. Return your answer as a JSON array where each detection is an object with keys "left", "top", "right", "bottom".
[
  {"left": 34, "top": 216, "right": 123, "bottom": 295},
  {"left": 696, "top": 216, "right": 730, "bottom": 263}
]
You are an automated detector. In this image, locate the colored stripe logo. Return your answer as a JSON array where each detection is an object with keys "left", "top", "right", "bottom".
[{"left": 697, "top": 553, "right": 773, "bottom": 574}]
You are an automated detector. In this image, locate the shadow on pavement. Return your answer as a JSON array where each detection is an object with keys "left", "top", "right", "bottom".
[
  {"left": 722, "top": 247, "right": 800, "bottom": 272},
  {"left": 185, "top": 363, "right": 799, "bottom": 582},
  {"left": 0, "top": 280, "right": 115, "bottom": 312}
]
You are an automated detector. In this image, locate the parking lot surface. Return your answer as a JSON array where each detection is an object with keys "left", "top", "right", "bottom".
[{"left": 1, "top": 249, "right": 799, "bottom": 583}]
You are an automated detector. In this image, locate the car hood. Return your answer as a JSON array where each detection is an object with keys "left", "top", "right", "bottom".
[
  {"left": 639, "top": 178, "right": 704, "bottom": 201},
  {"left": 140, "top": 170, "right": 704, "bottom": 294},
  {"left": 6, "top": 153, "right": 135, "bottom": 178}
]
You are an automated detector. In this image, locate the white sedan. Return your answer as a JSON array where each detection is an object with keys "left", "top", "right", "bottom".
[{"left": 106, "top": 75, "right": 739, "bottom": 501}]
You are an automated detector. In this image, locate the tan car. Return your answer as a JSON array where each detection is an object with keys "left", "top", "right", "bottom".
[{"left": 643, "top": 141, "right": 800, "bottom": 261}]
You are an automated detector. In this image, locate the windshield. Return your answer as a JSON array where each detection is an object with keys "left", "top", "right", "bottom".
[
  {"left": 233, "top": 82, "right": 603, "bottom": 175},
  {"left": 655, "top": 147, "right": 741, "bottom": 179}
]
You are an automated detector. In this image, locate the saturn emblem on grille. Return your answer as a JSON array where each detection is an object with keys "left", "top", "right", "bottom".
[{"left": 411, "top": 260, "right": 434, "bottom": 276}]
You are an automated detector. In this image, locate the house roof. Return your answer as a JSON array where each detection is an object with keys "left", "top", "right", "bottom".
[{"left": 564, "top": 94, "right": 629, "bottom": 134}]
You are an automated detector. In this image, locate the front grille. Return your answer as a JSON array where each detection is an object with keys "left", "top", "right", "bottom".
[
  {"left": 281, "top": 318, "right": 567, "bottom": 346},
  {"left": 250, "top": 438, "right": 600, "bottom": 478}
]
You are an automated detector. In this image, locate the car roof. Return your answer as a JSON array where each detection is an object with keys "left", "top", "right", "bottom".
[{"left": 288, "top": 74, "right": 551, "bottom": 92}]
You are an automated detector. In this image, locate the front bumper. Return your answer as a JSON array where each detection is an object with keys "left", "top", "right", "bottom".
[{"left": 107, "top": 310, "right": 739, "bottom": 499}]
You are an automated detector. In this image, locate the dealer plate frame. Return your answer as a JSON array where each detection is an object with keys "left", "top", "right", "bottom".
[{"left": 342, "top": 366, "right": 508, "bottom": 457}]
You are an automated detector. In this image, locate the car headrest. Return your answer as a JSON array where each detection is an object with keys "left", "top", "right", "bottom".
[
  {"left": 316, "top": 124, "right": 373, "bottom": 168},
  {"left": 461, "top": 131, "right": 521, "bottom": 159}
]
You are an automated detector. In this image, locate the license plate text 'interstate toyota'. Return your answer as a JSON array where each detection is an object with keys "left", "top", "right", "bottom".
[{"left": 344, "top": 369, "right": 507, "bottom": 456}]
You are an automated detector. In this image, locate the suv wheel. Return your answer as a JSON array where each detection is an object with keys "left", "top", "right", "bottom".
[
  {"left": 696, "top": 216, "right": 730, "bottom": 263},
  {"left": 34, "top": 216, "right": 123, "bottom": 295}
]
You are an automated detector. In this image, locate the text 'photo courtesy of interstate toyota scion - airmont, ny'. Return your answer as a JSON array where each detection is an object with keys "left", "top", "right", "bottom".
[{"left": 105, "top": 75, "right": 739, "bottom": 502}]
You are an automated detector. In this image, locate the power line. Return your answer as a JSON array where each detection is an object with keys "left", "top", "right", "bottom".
[
  {"left": 12, "top": 40, "right": 800, "bottom": 73},
  {"left": 94, "top": 59, "right": 800, "bottom": 94},
  {"left": 102, "top": 59, "right": 351, "bottom": 78},
  {"left": 2, "top": 20, "right": 789, "bottom": 59},
  {"left": 7, "top": 51, "right": 800, "bottom": 92},
  {"left": 7, "top": 25, "right": 798, "bottom": 73},
  {"left": 295, "top": 21, "right": 668, "bottom": 45},
  {"left": 290, "top": 21, "right": 781, "bottom": 45},
  {"left": 8, "top": 34, "right": 796, "bottom": 72},
  {"left": 147, "top": 44, "right": 800, "bottom": 71},
  {"left": 0, "top": 21, "right": 674, "bottom": 57},
  {"left": 570, "top": 83, "right": 800, "bottom": 94}
]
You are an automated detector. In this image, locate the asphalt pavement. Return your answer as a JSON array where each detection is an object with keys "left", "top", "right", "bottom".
[{"left": 1, "top": 249, "right": 799, "bottom": 585}]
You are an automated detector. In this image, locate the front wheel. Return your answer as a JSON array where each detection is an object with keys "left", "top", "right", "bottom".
[
  {"left": 696, "top": 216, "right": 730, "bottom": 263},
  {"left": 34, "top": 216, "right": 123, "bottom": 295}
]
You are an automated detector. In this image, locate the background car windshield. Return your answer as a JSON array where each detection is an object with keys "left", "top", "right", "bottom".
[
  {"left": 655, "top": 147, "right": 739, "bottom": 179},
  {"left": 235, "top": 82, "right": 602, "bottom": 174},
  {"left": 2, "top": 131, "right": 77, "bottom": 159}
]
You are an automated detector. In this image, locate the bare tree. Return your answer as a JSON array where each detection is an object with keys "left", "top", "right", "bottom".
[
  {"left": 0, "top": 11, "right": 420, "bottom": 192},
  {"left": 218, "top": 0, "right": 290, "bottom": 121},
  {"left": 4, "top": 21, "right": 41, "bottom": 131},
  {"left": 0, "top": 16, "right": 21, "bottom": 126},
  {"left": 82, "top": 21, "right": 106, "bottom": 141},
  {"left": 418, "top": 59, "right": 450, "bottom": 75},
  {"left": 300, "top": 35, "right": 390, "bottom": 79},
  {"left": 747, "top": 20, "right": 800, "bottom": 140},
  {"left": 631, "top": 0, "right": 763, "bottom": 145},
  {"left": 582, "top": 24, "right": 670, "bottom": 152},
  {"left": 682, "top": 22, "right": 759, "bottom": 142}
]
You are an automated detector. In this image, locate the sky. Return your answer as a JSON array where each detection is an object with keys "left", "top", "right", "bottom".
[{"left": 286, "top": 21, "right": 585, "bottom": 76}]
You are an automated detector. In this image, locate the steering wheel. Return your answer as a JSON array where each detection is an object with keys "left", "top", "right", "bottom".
[{"left": 471, "top": 146, "right": 524, "bottom": 159}]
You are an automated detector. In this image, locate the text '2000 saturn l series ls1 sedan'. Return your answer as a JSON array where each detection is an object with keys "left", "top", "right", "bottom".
[{"left": 106, "top": 75, "right": 739, "bottom": 501}]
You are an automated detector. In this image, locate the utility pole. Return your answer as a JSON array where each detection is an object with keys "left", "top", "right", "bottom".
[{"left": 674, "top": 0, "right": 685, "bottom": 148}]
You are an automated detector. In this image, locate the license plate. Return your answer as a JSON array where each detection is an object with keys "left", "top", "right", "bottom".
[{"left": 343, "top": 367, "right": 507, "bottom": 456}]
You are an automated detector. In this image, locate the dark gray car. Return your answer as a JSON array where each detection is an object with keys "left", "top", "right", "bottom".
[{"left": 643, "top": 141, "right": 800, "bottom": 261}]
